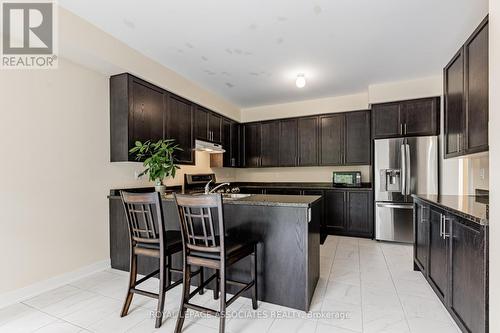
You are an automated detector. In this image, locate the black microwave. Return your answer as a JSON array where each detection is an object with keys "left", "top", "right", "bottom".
[{"left": 332, "top": 171, "right": 362, "bottom": 187}]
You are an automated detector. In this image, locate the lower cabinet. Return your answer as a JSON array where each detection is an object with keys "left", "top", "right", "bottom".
[
  {"left": 324, "top": 189, "right": 373, "bottom": 238},
  {"left": 414, "top": 199, "right": 488, "bottom": 333}
]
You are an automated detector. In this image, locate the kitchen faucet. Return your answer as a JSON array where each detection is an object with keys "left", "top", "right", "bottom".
[{"left": 204, "top": 181, "right": 230, "bottom": 194}]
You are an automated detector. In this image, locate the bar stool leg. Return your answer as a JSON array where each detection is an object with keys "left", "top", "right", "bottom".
[
  {"left": 175, "top": 264, "right": 191, "bottom": 333},
  {"left": 251, "top": 245, "right": 258, "bottom": 310},
  {"left": 121, "top": 253, "right": 137, "bottom": 317},
  {"left": 166, "top": 254, "right": 172, "bottom": 288},
  {"left": 155, "top": 255, "right": 167, "bottom": 328},
  {"left": 214, "top": 269, "right": 220, "bottom": 300},
  {"left": 199, "top": 267, "right": 204, "bottom": 295},
  {"left": 219, "top": 266, "right": 226, "bottom": 333}
]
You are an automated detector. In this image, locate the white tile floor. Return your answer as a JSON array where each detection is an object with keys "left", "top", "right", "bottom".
[{"left": 0, "top": 236, "right": 461, "bottom": 333}]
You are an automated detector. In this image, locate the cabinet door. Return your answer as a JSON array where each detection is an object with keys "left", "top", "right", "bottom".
[
  {"left": 298, "top": 117, "right": 319, "bottom": 166},
  {"left": 244, "top": 123, "right": 261, "bottom": 168},
  {"left": 319, "top": 114, "right": 344, "bottom": 166},
  {"left": 265, "top": 188, "right": 301, "bottom": 195},
  {"left": 450, "top": 219, "right": 486, "bottom": 333},
  {"left": 279, "top": 119, "right": 298, "bottom": 167},
  {"left": 222, "top": 118, "right": 232, "bottom": 167},
  {"left": 165, "top": 94, "right": 194, "bottom": 164},
  {"left": 209, "top": 112, "right": 222, "bottom": 142},
  {"left": 130, "top": 79, "right": 164, "bottom": 149},
  {"left": 465, "top": 19, "right": 489, "bottom": 154},
  {"left": 346, "top": 191, "right": 372, "bottom": 236},
  {"left": 402, "top": 98, "right": 439, "bottom": 136},
  {"left": 414, "top": 203, "right": 429, "bottom": 272},
  {"left": 230, "top": 123, "right": 240, "bottom": 167},
  {"left": 372, "top": 102, "right": 402, "bottom": 138},
  {"left": 345, "top": 111, "right": 371, "bottom": 165},
  {"left": 239, "top": 187, "right": 264, "bottom": 194},
  {"left": 324, "top": 191, "right": 346, "bottom": 233},
  {"left": 194, "top": 106, "right": 209, "bottom": 141},
  {"left": 444, "top": 50, "right": 465, "bottom": 158},
  {"left": 261, "top": 121, "right": 279, "bottom": 167},
  {"left": 428, "top": 208, "right": 448, "bottom": 301}
]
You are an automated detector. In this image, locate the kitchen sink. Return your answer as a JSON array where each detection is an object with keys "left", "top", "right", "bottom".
[{"left": 221, "top": 193, "right": 252, "bottom": 200}]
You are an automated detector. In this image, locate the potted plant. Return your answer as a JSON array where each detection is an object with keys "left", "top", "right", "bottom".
[{"left": 129, "top": 139, "right": 182, "bottom": 194}]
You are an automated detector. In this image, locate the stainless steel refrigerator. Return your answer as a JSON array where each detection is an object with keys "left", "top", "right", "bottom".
[{"left": 374, "top": 136, "right": 438, "bottom": 243}]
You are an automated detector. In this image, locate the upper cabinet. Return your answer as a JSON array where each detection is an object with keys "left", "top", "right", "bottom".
[
  {"left": 345, "top": 110, "right": 371, "bottom": 165},
  {"left": 111, "top": 74, "right": 165, "bottom": 162},
  {"left": 165, "top": 94, "right": 194, "bottom": 164},
  {"left": 372, "top": 97, "right": 440, "bottom": 139},
  {"left": 444, "top": 16, "right": 488, "bottom": 158},
  {"left": 278, "top": 119, "right": 298, "bottom": 167},
  {"left": 110, "top": 73, "right": 230, "bottom": 165},
  {"left": 298, "top": 117, "right": 319, "bottom": 166},
  {"left": 242, "top": 110, "right": 370, "bottom": 168},
  {"left": 221, "top": 118, "right": 240, "bottom": 167}
]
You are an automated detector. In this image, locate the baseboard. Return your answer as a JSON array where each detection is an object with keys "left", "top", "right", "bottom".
[{"left": 0, "top": 259, "right": 110, "bottom": 309}]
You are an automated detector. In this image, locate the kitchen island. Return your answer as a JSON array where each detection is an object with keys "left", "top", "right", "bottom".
[{"left": 108, "top": 190, "right": 321, "bottom": 311}]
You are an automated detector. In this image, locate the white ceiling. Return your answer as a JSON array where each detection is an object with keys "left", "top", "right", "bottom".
[{"left": 59, "top": 0, "right": 488, "bottom": 108}]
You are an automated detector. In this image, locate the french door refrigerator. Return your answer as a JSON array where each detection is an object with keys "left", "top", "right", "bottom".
[{"left": 374, "top": 136, "right": 438, "bottom": 243}]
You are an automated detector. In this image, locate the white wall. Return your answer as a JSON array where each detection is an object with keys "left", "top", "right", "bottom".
[
  {"left": 0, "top": 58, "right": 230, "bottom": 294},
  {"left": 489, "top": 0, "right": 499, "bottom": 330}
]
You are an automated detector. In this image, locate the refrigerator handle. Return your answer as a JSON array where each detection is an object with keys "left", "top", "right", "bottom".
[
  {"left": 400, "top": 144, "right": 406, "bottom": 195},
  {"left": 405, "top": 144, "right": 411, "bottom": 195}
]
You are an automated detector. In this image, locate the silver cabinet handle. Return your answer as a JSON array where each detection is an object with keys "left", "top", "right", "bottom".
[
  {"left": 439, "top": 214, "right": 444, "bottom": 238},
  {"left": 376, "top": 203, "right": 413, "bottom": 209},
  {"left": 404, "top": 123, "right": 407, "bottom": 135},
  {"left": 400, "top": 123, "right": 404, "bottom": 135},
  {"left": 443, "top": 217, "right": 450, "bottom": 239}
]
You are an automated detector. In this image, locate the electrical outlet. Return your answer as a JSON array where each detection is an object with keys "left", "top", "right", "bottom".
[{"left": 480, "top": 168, "right": 485, "bottom": 180}]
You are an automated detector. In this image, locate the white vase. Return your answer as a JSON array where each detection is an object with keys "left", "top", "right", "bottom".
[{"left": 154, "top": 181, "right": 166, "bottom": 194}]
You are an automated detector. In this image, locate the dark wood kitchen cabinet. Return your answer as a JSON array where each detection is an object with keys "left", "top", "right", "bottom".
[
  {"left": 165, "top": 94, "right": 194, "bottom": 164},
  {"left": 345, "top": 110, "right": 371, "bottom": 165},
  {"left": 324, "top": 191, "right": 346, "bottom": 233},
  {"left": 444, "top": 16, "right": 489, "bottom": 158},
  {"left": 279, "top": 119, "right": 298, "bottom": 167},
  {"left": 319, "top": 114, "right": 344, "bottom": 166},
  {"left": 298, "top": 117, "right": 319, "bottom": 166},
  {"left": 414, "top": 202, "right": 429, "bottom": 273},
  {"left": 372, "top": 97, "right": 439, "bottom": 139},
  {"left": 324, "top": 189, "right": 373, "bottom": 238},
  {"left": 222, "top": 117, "right": 240, "bottom": 167},
  {"left": 444, "top": 49, "right": 465, "bottom": 157},
  {"left": 243, "top": 123, "right": 261, "bottom": 167},
  {"left": 110, "top": 74, "right": 165, "bottom": 162},
  {"left": 194, "top": 106, "right": 209, "bottom": 141},
  {"left": 209, "top": 112, "right": 222, "bottom": 143},
  {"left": 413, "top": 196, "right": 488, "bottom": 333},
  {"left": 346, "top": 191, "right": 372, "bottom": 237},
  {"left": 450, "top": 218, "right": 487, "bottom": 333},
  {"left": 261, "top": 121, "right": 280, "bottom": 167},
  {"left": 428, "top": 207, "right": 449, "bottom": 301}
]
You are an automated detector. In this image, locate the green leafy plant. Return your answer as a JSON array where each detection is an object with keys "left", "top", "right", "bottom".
[{"left": 129, "top": 139, "right": 182, "bottom": 186}]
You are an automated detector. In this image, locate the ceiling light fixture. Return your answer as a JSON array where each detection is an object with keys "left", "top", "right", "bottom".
[{"left": 295, "top": 74, "right": 306, "bottom": 88}]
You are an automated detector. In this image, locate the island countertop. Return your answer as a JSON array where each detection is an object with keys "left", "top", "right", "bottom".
[{"left": 109, "top": 190, "right": 321, "bottom": 208}]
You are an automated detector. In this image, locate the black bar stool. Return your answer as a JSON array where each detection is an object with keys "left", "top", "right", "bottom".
[
  {"left": 120, "top": 191, "right": 201, "bottom": 328},
  {"left": 173, "top": 193, "right": 258, "bottom": 333}
]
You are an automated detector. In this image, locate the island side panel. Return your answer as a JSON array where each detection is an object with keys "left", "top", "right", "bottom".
[{"left": 306, "top": 200, "right": 321, "bottom": 309}]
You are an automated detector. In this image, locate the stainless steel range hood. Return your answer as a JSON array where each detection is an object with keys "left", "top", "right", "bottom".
[{"left": 194, "top": 139, "right": 225, "bottom": 153}]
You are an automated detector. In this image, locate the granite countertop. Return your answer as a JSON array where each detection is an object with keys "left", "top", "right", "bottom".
[
  {"left": 161, "top": 193, "right": 321, "bottom": 208},
  {"left": 236, "top": 182, "right": 373, "bottom": 190},
  {"left": 412, "top": 194, "right": 489, "bottom": 225}
]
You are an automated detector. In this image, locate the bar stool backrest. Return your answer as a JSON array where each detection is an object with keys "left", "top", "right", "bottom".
[
  {"left": 120, "top": 191, "right": 165, "bottom": 247},
  {"left": 173, "top": 193, "right": 225, "bottom": 255}
]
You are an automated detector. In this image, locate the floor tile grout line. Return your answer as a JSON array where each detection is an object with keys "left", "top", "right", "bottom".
[
  {"left": 21, "top": 302, "right": 90, "bottom": 333},
  {"left": 379, "top": 243, "right": 413, "bottom": 333},
  {"left": 357, "top": 239, "right": 364, "bottom": 333}
]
